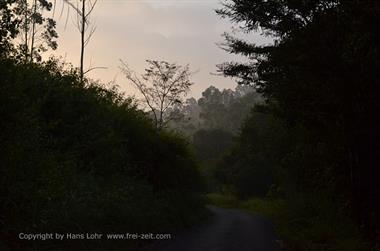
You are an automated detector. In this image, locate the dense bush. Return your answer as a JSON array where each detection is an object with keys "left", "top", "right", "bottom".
[
  {"left": 213, "top": 103, "right": 378, "bottom": 249},
  {"left": 0, "top": 58, "right": 206, "bottom": 250},
  {"left": 215, "top": 110, "right": 288, "bottom": 198}
]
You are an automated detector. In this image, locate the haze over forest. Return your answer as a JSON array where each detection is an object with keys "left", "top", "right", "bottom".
[
  {"left": 52, "top": 0, "right": 271, "bottom": 98},
  {"left": 1, "top": 1, "right": 379, "bottom": 251}
]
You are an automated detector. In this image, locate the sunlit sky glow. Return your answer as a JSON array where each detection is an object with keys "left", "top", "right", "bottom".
[{"left": 52, "top": 0, "right": 271, "bottom": 98}]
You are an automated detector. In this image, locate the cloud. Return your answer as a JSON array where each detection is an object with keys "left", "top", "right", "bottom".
[{"left": 52, "top": 0, "right": 271, "bottom": 98}]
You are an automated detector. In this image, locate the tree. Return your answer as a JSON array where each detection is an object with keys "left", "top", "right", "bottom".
[
  {"left": 217, "top": 0, "right": 380, "bottom": 238},
  {"left": 121, "top": 60, "right": 193, "bottom": 130},
  {"left": 0, "top": 0, "right": 19, "bottom": 57},
  {"left": 15, "top": 0, "right": 58, "bottom": 62},
  {"left": 198, "top": 86, "right": 225, "bottom": 129},
  {"left": 166, "top": 97, "right": 202, "bottom": 135},
  {"left": 64, "top": 0, "right": 99, "bottom": 81},
  {"left": 0, "top": 57, "right": 205, "bottom": 250},
  {"left": 197, "top": 85, "right": 261, "bottom": 133}
]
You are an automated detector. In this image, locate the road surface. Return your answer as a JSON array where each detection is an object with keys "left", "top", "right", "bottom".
[{"left": 149, "top": 205, "right": 280, "bottom": 251}]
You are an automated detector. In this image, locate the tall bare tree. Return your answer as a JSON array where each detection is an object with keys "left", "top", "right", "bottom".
[
  {"left": 64, "top": 0, "right": 98, "bottom": 81},
  {"left": 121, "top": 60, "right": 194, "bottom": 130}
]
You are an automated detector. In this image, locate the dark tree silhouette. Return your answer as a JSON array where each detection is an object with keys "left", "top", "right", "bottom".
[
  {"left": 63, "top": 0, "right": 100, "bottom": 80},
  {"left": 217, "top": 0, "right": 380, "bottom": 241},
  {"left": 0, "top": 0, "right": 19, "bottom": 56},
  {"left": 15, "top": 0, "right": 58, "bottom": 62},
  {"left": 121, "top": 60, "right": 193, "bottom": 130}
]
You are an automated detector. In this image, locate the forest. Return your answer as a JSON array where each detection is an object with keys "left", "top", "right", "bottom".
[{"left": 1, "top": 0, "right": 380, "bottom": 251}]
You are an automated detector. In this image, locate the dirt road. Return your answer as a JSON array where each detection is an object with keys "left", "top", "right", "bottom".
[{"left": 150, "top": 205, "right": 280, "bottom": 251}]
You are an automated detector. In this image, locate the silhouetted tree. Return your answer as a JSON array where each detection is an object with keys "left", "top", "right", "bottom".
[
  {"left": 197, "top": 85, "right": 261, "bottom": 133},
  {"left": 15, "top": 0, "right": 58, "bottom": 62},
  {"left": 0, "top": 0, "right": 19, "bottom": 57},
  {"left": 217, "top": 0, "right": 380, "bottom": 239},
  {"left": 64, "top": 0, "right": 99, "bottom": 80},
  {"left": 121, "top": 60, "right": 193, "bottom": 130}
]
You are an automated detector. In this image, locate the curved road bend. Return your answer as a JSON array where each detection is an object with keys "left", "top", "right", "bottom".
[{"left": 149, "top": 205, "right": 280, "bottom": 251}]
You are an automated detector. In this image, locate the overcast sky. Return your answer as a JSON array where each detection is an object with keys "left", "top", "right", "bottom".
[{"left": 53, "top": 0, "right": 270, "bottom": 98}]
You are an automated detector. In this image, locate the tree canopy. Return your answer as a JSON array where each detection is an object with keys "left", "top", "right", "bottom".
[
  {"left": 217, "top": 0, "right": 380, "bottom": 242},
  {"left": 121, "top": 60, "right": 193, "bottom": 130}
]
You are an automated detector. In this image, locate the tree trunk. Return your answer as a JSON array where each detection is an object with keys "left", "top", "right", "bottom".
[
  {"left": 30, "top": 0, "right": 37, "bottom": 62},
  {"left": 23, "top": 0, "right": 29, "bottom": 63},
  {"left": 80, "top": 0, "right": 85, "bottom": 81}
]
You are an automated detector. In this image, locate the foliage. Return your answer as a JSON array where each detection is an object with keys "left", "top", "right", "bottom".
[
  {"left": 193, "top": 129, "right": 235, "bottom": 192},
  {"left": 197, "top": 85, "right": 262, "bottom": 133},
  {"left": 0, "top": 0, "right": 19, "bottom": 57},
  {"left": 208, "top": 193, "right": 376, "bottom": 251},
  {"left": 217, "top": 0, "right": 380, "bottom": 247},
  {"left": 0, "top": 58, "right": 206, "bottom": 250},
  {"left": 15, "top": 0, "right": 58, "bottom": 62},
  {"left": 165, "top": 97, "right": 201, "bottom": 136},
  {"left": 121, "top": 60, "right": 193, "bottom": 131},
  {"left": 166, "top": 85, "right": 263, "bottom": 192},
  {"left": 193, "top": 129, "right": 234, "bottom": 161},
  {"left": 215, "top": 109, "right": 288, "bottom": 198},
  {"left": 206, "top": 193, "right": 239, "bottom": 209},
  {"left": 164, "top": 85, "right": 262, "bottom": 192},
  {"left": 168, "top": 85, "right": 262, "bottom": 136}
]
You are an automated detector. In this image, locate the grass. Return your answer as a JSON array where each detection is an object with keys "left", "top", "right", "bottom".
[
  {"left": 207, "top": 193, "right": 377, "bottom": 251},
  {"left": 206, "top": 193, "right": 239, "bottom": 208}
]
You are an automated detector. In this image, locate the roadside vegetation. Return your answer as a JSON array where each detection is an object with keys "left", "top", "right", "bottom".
[
  {"left": 208, "top": 193, "right": 372, "bottom": 251},
  {"left": 0, "top": 4, "right": 208, "bottom": 246},
  {"left": 202, "top": 1, "right": 380, "bottom": 250},
  {"left": 0, "top": 57, "right": 208, "bottom": 250},
  {"left": 1, "top": 0, "right": 379, "bottom": 250}
]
